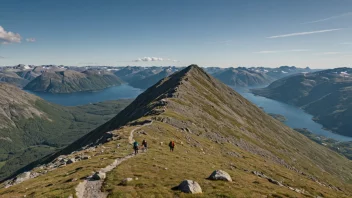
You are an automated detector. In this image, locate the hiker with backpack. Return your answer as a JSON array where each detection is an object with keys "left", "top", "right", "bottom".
[
  {"left": 133, "top": 140, "right": 139, "bottom": 155},
  {"left": 169, "top": 140, "right": 175, "bottom": 152},
  {"left": 142, "top": 139, "right": 148, "bottom": 152}
]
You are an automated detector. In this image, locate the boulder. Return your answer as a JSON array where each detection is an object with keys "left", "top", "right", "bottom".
[
  {"left": 66, "top": 158, "right": 75, "bottom": 164},
  {"left": 82, "top": 155, "right": 91, "bottom": 160},
  {"left": 208, "top": 170, "right": 232, "bottom": 182},
  {"left": 92, "top": 172, "right": 106, "bottom": 180},
  {"left": 178, "top": 180, "right": 202, "bottom": 194},
  {"left": 121, "top": 178, "right": 133, "bottom": 186}
]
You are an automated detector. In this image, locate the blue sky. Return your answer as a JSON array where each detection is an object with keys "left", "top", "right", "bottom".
[{"left": 0, "top": 0, "right": 351, "bottom": 68}]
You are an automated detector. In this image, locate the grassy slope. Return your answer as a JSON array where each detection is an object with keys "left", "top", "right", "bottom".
[
  {"left": 1, "top": 66, "right": 351, "bottom": 197},
  {"left": 0, "top": 99, "right": 132, "bottom": 181}
]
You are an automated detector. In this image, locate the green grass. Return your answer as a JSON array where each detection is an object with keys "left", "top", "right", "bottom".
[{"left": 103, "top": 121, "right": 350, "bottom": 198}]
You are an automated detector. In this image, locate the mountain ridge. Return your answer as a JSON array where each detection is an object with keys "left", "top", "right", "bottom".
[{"left": 1, "top": 65, "right": 351, "bottom": 197}]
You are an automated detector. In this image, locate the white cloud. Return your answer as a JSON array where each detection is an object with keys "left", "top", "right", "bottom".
[
  {"left": 321, "top": 52, "right": 341, "bottom": 55},
  {"left": 26, "top": 38, "right": 36, "bottom": 42},
  {"left": 132, "top": 57, "right": 179, "bottom": 62},
  {"left": 254, "top": 51, "right": 278, "bottom": 54},
  {"left": 341, "top": 42, "right": 352, "bottom": 45},
  {"left": 0, "top": 26, "right": 21, "bottom": 44},
  {"left": 313, "top": 52, "right": 351, "bottom": 55},
  {"left": 254, "top": 49, "right": 311, "bottom": 54},
  {"left": 302, "top": 12, "right": 352, "bottom": 24},
  {"left": 133, "top": 57, "right": 163, "bottom": 62},
  {"left": 289, "top": 49, "right": 311, "bottom": 52},
  {"left": 267, "top": 29, "right": 342, "bottom": 39}
]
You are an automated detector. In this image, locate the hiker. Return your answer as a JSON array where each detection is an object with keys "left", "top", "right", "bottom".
[
  {"left": 142, "top": 139, "right": 148, "bottom": 151},
  {"left": 133, "top": 140, "right": 139, "bottom": 155},
  {"left": 169, "top": 140, "right": 175, "bottom": 152}
]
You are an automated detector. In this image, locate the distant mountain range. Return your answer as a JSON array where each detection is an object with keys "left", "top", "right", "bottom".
[
  {"left": 0, "top": 65, "right": 319, "bottom": 92},
  {"left": 211, "top": 67, "right": 274, "bottom": 87},
  {"left": 114, "top": 66, "right": 180, "bottom": 89},
  {"left": 252, "top": 68, "right": 352, "bottom": 137},
  {"left": 24, "top": 70, "right": 122, "bottom": 93},
  {"left": 0, "top": 83, "right": 131, "bottom": 180},
  {"left": 207, "top": 66, "right": 317, "bottom": 87}
]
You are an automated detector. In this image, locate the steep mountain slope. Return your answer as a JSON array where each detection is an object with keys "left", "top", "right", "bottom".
[
  {"left": 252, "top": 68, "right": 352, "bottom": 137},
  {"left": 16, "top": 70, "right": 41, "bottom": 81},
  {"left": 213, "top": 67, "right": 274, "bottom": 87},
  {"left": 0, "top": 83, "right": 132, "bottom": 180},
  {"left": 0, "top": 71, "right": 29, "bottom": 87},
  {"left": 24, "top": 70, "right": 123, "bottom": 93},
  {"left": 1, "top": 65, "right": 351, "bottom": 198}
]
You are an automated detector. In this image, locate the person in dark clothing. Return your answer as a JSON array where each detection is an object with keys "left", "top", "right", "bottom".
[
  {"left": 169, "top": 140, "right": 175, "bottom": 152},
  {"left": 133, "top": 141, "right": 139, "bottom": 155},
  {"left": 142, "top": 139, "right": 148, "bottom": 151}
]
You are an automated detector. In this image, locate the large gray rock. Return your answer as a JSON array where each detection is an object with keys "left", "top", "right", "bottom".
[
  {"left": 178, "top": 180, "right": 202, "bottom": 194},
  {"left": 121, "top": 178, "right": 133, "bottom": 186},
  {"left": 208, "top": 170, "right": 232, "bottom": 182},
  {"left": 92, "top": 171, "right": 106, "bottom": 180}
]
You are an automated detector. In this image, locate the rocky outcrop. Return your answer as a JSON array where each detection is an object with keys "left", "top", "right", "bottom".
[
  {"left": 92, "top": 172, "right": 106, "bottom": 180},
  {"left": 4, "top": 171, "right": 39, "bottom": 188},
  {"left": 177, "top": 180, "right": 202, "bottom": 194},
  {"left": 208, "top": 170, "right": 232, "bottom": 182}
]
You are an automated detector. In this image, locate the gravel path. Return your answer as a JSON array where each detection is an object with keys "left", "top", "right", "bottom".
[{"left": 75, "top": 121, "right": 152, "bottom": 198}]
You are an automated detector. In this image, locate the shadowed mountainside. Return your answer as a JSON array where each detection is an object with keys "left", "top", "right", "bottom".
[{"left": 252, "top": 68, "right": 352, "bottom": 137}]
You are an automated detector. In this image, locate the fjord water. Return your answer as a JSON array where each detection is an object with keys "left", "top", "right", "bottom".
[
  {"left": 233, "top": 87, "right": 352, "bottom": 142},
  {"left": 26, "top": 84, "right": 142, "bottom": 106}
]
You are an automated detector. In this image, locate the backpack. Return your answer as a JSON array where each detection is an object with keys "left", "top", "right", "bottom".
[
  {"left": 133, "top": 142, "right": 138, "bottom": 147},
  {"left": 170, "top": 141, "right": 175, "bottom": 147}
]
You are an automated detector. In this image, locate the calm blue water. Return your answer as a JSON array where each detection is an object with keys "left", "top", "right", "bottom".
[
  {"left": 233, "top": 87, "right": 352, "bottom": 142},
  {"left": 26, "top": 84, "right": 143, "bottom": 106}
]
